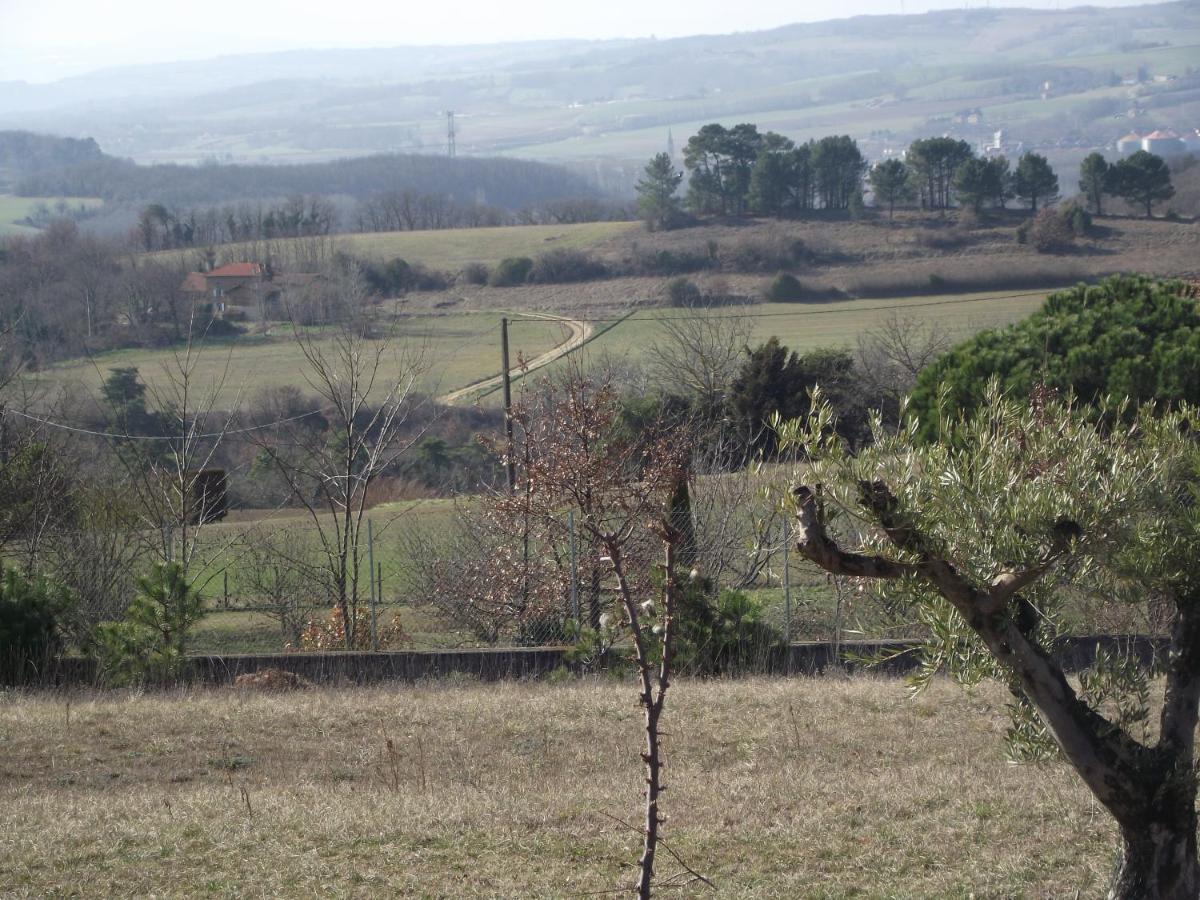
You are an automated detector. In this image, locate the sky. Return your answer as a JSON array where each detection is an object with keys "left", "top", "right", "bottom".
[{"left": 0, "top": 0, "right": 1161, "bottom": 83}]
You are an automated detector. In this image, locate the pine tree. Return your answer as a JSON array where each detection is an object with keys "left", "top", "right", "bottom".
[
  {"left": 636, "top": 153, "right": 684, "bottom": 231},
  {"left": 1078, "top": 152, "right": 1110, "bottom": 216},
  {"left": 1013, "top": 152, "right": 1059, "bottom": 212},
  {"left": 867, "top": 158, "right": 913, "bottom": 220}
]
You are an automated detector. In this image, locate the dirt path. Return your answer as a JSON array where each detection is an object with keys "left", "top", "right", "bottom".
[{"left": 438, "top": 311, "right": 592, "bottom": 405}]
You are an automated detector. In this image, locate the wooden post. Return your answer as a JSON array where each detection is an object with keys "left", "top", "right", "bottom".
[{"left": 501, "top": 317, "right": 516, "bottom": 493}]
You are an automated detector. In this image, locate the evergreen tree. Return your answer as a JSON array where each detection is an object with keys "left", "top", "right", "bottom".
[
  {"left": 635, "top": 153, "right": 683, "bottom": 231},
  {"left": 907, "top": 137, "right": 974, "bottom": 210},
  {"left": 1013, "top": 152, "right": 1059, "bottom": 212},
  {"left": 1111, "top": 150, "right": 1175, "bottom": 217},
  {"left": 748, "top": 139, "right": 796, "bottom": 217},
  {"left": 811, "top": 135, "right": 867, "bottom": 210},
  {"left": 1078, "top": 152, "right": 1111, "bottom": 215},
  {"left": 953, "top": 157, "right": 1001, "bottom": 213},
  {"left": 867, "top": 158, "right": 913, "bottom": 219}
]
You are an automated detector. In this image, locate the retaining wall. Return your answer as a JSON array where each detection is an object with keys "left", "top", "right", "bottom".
[{"left": 28, "top": 634, "right": 1167, "bottom": 688}]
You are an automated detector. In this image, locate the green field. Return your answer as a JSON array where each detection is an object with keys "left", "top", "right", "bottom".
[
  {"left": 29, "top": 312, "right": 571, "bottom": 408},
  {"left": 0, "top": 194, "right": 103, "bottom": 236},
  {"left": 154, "top": 221, "right": 638, "bottom": 273},
  {"left": 518, "top": 288, "right": 1054, "bottom": 392}
]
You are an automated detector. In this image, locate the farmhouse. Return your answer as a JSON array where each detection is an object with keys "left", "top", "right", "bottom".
[{"left": 180, "top": 262, "right": 321, "bottom": 320}]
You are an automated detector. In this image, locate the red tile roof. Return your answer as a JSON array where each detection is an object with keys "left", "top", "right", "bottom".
[{"left": 207, "top": 262, "right": 263, "bottom": 278}]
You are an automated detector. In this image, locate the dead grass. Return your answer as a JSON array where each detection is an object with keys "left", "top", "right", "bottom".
[{"left": 0, "top": 677, "right": 1115, "bottom": 897}]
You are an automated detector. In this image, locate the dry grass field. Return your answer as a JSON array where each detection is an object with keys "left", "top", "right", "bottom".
[
  {"left": 155, "top": 221, "right": 639, "bottom": 273},
  {"left": 0, "top": 677, "right": 1116, "bottom": 898}
]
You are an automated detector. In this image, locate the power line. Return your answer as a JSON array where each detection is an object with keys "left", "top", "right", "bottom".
[{"left": 4, "top": 405, "right": 329, "bottom": 442}]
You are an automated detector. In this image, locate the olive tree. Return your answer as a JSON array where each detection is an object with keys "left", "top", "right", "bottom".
[{"left": 777, "top": 385, "right": 1200, "bottom": 899}]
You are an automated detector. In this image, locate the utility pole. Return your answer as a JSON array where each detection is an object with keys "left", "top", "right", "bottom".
[
  {"left": 447, "top": 110, "right": 456, "bottom": 159},
  {"left": 501, "top": 317, "right": 516, "bottom": 492}
]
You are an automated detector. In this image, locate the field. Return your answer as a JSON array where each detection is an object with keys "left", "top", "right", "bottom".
[
  {"left": 156, "top": 221, "right": 639, "bottom": 273},
  {"left": 576, "top": 289, "right": 1052, "bottom": 361},
  {"left": 28, "top": 312, "right": 573, "bottom": 408},
  {"left": 0, "top": 194, "right": 103, "bottom": 236},
  {"left": 0, "top": 677, "right": 1115, "bottom": 898}
]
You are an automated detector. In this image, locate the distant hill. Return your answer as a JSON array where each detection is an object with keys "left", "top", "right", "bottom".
[
  {"left": 13, "top": 148, "right": 598, "bottom": 209},
  {"left": 1, "top": 3, "right": 1198, "bottom": 178},
  {"left": 0, "top": 131, "right": 104, "bottom": 190}
]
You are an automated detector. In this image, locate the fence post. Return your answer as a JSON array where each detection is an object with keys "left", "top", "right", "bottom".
[
  {"left": 223, "top": 570, "right": 229, "bottom": 609},
  {"left": 569, "top": 510, "right": 579, "bottom": 626},
  {"left": 782, "top": 517, "right": 792, "bottom": 673},
  {"left": 368, "top": 518, "right": 378, "bottom": 652}
]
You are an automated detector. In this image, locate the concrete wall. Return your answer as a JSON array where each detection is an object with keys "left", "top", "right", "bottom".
[{"left": 28, "top": 635, "right": 1166, "bottom": 689}]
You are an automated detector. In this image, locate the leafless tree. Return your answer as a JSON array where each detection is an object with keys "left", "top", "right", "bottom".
[
  {"left": 649, "top": 304, "right": 751, "bottom": 414},
  {"left": 854, "top": 312, "right": 952, "bottom": 420},
  {"left": 111, "top": 310, "right": 243, "bottom": 587},
  {"left": 237, "top": 525, "right": 330, "bottom": 645},
  {"left": 501, "top": 368, "right": 709, "bottom": 898},
  {"left": 248, "top": 282, "right": 426, "bottom": 647}
]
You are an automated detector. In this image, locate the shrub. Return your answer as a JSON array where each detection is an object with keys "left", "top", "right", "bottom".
[
  {"left": 1065, "top": 202, "right": 1093, "bottom": 237},
  {"left": 529, "top": 248, "right": 607, "bottom": 283},
  {"left": 289, "top": 605, "right": 406, "bottom": 650},
  {"left": 0, "top": 568, "right": 66, "bottom": 685},
  {"left": 460, "top": 262, "right": 489, "bottom": 285},
  {"left": 765, "top": 271, "right": 804, "bottom": 302},
  {"left": 408, "top": 263, "right": 451, "bottom": 292},
  {"left": 848, "top": 190, "right": 867, "bottom": 220},
  {"left": 204, "top": 317, "right": 244, "bottom": 338},
  {"left": 665, "top": 277, "right": 702, "bottom": 307},
  {"left": 1029, "top": 207, "right": 1076, "bottom": 253},
  {"left": 722, "top": 233, "right": 802, "bottom": 273},
  {"left": 94, "top": 563, "right": 204, "bottom": 685},
  {"left": 488, "top": 256, "right": 534, "bottom": 287},
  {"left": 674, "top": 582, "right": 783, "bottom": 675},
  {"left": 626, "top": 247, "right": 712, "bottom": 277}
]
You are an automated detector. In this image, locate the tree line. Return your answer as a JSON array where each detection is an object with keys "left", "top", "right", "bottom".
[
  {"left": 638, "top": 123, "right": 1179, "bottom": 229},
  {"left": 16, "top": 150, "right": 598, "bottom": 209}
]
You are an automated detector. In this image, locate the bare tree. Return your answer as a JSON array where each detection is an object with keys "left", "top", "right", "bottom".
[
  {"left": 502, "top": 369, "right": 709, "bottom": 898},
  {"left": 249, "top": 285, "right": 426, "bottom": 647},
  {"left": 854, "top": 312, "right": 951, "bottom": 420},
  {"left": 108, "top": 311, "right": 242, "bottom": 586},
  {"left": 649, "top": 305, "right": 751, "bottom": 416},
  {"left": 237, "top": 525, "right": 329, "bottom": 645},
  {"left": 400, "top": 500, "right": 569, "bottom": 644}
]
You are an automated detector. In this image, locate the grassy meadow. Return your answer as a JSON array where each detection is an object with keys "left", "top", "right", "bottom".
[
  {"left": 0, "top": 677, "right": 1116, "bottom": 898},
  {"left": 0, "top": 194, "right": 103, "bottom": 236},
  {"left": 28, "top": 312, "right": 573, "bottom": 408},
  {"left": 577, "top": 289, "right": 1052, "bottom": 360}
]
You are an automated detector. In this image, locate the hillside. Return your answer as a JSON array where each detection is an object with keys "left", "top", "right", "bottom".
[
  {"left": 1, "top": 2, "right": 1197, "bottom": 180},
  {"left": 11, "top": 145, "right": 598, "bottom": 208}
]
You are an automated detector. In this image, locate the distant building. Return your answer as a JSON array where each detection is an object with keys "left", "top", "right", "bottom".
[
  {"left": 180, "top": 262, "right": 320, "bottom": 321},
  {"left": 1116, "top": 132, "right": 1143, "bottom": 154},
  {"left": 1142, "top": 129, "right": 1186, "bottom": 155}
]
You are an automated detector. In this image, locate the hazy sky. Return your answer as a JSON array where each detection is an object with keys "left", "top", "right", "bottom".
[{"left": 0, "top": 0, "right": 1160, "bottom": 82}]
